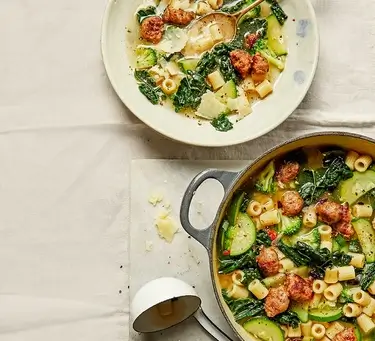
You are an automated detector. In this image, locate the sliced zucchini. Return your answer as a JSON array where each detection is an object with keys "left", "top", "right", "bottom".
[
  {"left": 338, "top": 170, "right": 375, "bottom": 205},
  {"left": 355, "top": 325, "right": 363, "bottom": 341},
  {"left": 228, "top": 192, "right": 245, "bottom": 226},
  {"left": 352, "top": 219, "right": 375, "bottom": 263},
  {"left": 290, "top": 301, "right": 309, "bottom": 323},
  {"left": 215, "top": 80, "right": 238, "bottom": 104},
  {"left": 308, "top": 307, "right": 343, "bottom": 322},
  {"left": 243, "top": 318, "right": 284, "bottom": 341},
  {"left": 220, "top": 220, "right": 230, "bottom": 251},
  {"left": 266, "top": 15, "right": 287, "bottom": 56},
  {"left": 178, "top": 58, "right": 199, "bottom": 73},
  {"left": 263, "top": 273, "right": 286, "bottom": 288},
  {"left": 289, "top": 266, "right": 309, "bottom": 278},
  {"left": 229, "top": 213, "right": 256, "bottom": 256}
]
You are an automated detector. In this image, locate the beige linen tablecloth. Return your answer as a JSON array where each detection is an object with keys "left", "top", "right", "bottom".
[{"left": 0, "top": 0, "right": 375, "bottom": 340}]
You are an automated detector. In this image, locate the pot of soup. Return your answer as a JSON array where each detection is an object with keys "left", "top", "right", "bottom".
[{"left": 180, "top": 132, "right": 375, "bottom": 341}]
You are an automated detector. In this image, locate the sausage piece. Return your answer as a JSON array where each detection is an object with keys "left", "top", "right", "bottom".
[
  {"left": 332, "top": 328, "right": 356, "bottom": 341},
  {"left": 162, "top": 6, "right": 195, "bottom": 26},
  {"left": 256, "top": 246, "right": 280, "bottom": 277},
  {"left": 316, "top": 200, "right": 342, "bottom": 225},
  {"left": 251, "top": 53, "right": 269, "bottom": 83},
  {"left": 245, "top": 33, "right": 259, "bottom": 50},
  {"left": 264, "top": 286, "right": 290, "bottom": 318},
  {"left": 140, "top": 16, "right": 164, "bottom": 44},
  {"left": 229, "top": 50, "right": 252, "bottom": 79},
  {"left": 334, "top": 203, "right": 355, "bottom": 239},
  {"left": 277, "top": 161, "right": 300, "bottom": 184},
  {"left": 280, "top": 191, "right": 304, "bottom": 216},
  {"left": 285, "top": 274, "right": 313, "bottom": 302}
]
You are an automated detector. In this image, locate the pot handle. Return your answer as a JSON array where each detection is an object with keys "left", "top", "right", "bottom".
[{"left": 180, "top": 169, "right": 237, "bottom": 251}]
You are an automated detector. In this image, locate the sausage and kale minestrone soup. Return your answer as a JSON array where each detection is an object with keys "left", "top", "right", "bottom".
[
  {"left": 217, "top": 148, "right": 375, "bottom": 341},
  {"left": 132, "top": 0, "right": 288, "bottom": 131}
]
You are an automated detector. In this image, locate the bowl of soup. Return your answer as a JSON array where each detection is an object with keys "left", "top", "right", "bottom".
[
  {"left": 180, "top": 132, "right": 375, "bottom": 341},
  {"left": 101, "top": 0, "right": 319, "bottom": 146}
]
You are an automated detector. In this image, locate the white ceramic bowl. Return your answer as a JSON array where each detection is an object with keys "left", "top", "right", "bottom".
[{"left": 101, "top": 0, "right": 319, "bottom": 147}]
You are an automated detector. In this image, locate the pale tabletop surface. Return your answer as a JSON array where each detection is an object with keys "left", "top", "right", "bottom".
[{"left": 1, "top": 0, "right": 375, "bottom": 340}]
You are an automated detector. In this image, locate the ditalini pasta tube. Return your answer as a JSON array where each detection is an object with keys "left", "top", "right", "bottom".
[
  {"left": 324, "top": 268, "right": 338, "bottom": 284},
  {"left": 287, "top": 324, "right": 301, "bottom": 338},
  {"left": 343, "top": 303, "right": 362, "bottom": 317},
  {"left": 259, "top": 209, "right": 280, "bottom": 227},
  {"left": 261, "top": 197, "right": 274, "bottom": 212},
  {"left": 246, "top": 200, "right": 262, "bottom": 217},
  {"left": 324, "top": 283, "right": 343, "bottom": 301},
  {"left": 352, "top": 204, "right": 373, "bottom": 218},
  {"left": 301, "top": 321, "right": 312, "bottom": 336},
  {"left": 357, "top": 313, "right": 375, "bottom": 334},
  {"left": 345, "top": 150, "right": 359, "bottom": 170},
  {"left": 318, "top": 225, "right": 332, "bottom": 241},
  {"left": 311, "top": 324, "right": 325, "bottom": 340},
  {"left": 312, "top": 280, "right": 328, "bottom": 294},
  {"left": 302, "top": 206, "right": 317, "bottom": 228},
  {"left": 227, "top": 283, "right": 249, "bottom": 299},
  {"left": 354, "top": 155, "right": 373, "bottom": 173},
  {"left": 337, "top": 265, "right": 356, "bottom": 281},
  {"left": 368, "top": 280, "right": 375, "bottom": 295},
  {"left": 353, "top": 290, "right": 372, "bottom": 306},
  {"left": 248, "top": 279, "right": 268, "bottom": 300},
  {"left": 232, "top": 270, "right": 245, "bottom": 287},
  {"left": 348, "top": 252, "right": 365, "bottom": 268},
  {"left": 309, "top": 293, "right": 322, "bottom": 309},
  {"left": 362, "top": 298, "right": 375, "bottom": 317},
  {"left": 326, "top": 322, "right": 344, "bottom": 339}
]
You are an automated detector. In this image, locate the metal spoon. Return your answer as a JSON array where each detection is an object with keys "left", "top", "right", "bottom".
[{"left": 183, "top": 0, "right": 265, "bottom": 57}]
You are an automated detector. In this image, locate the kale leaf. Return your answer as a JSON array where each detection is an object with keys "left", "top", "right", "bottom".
[
  {"left": 134, "top": 70, "right": 165, "bottom": 105},
  {"left": 218, "top": 251, "right": 256, "bottom": 274},
  {"left": 222, "top": 290, "right": 264, "bottom": 321},
  {"left": 272, "top": 311, "right": 300, "bottom": 328},
  {"left": 136, "top": 6, "right": 157, "bottom": 23},
  {"left": 255, "top": 230, "right": 272, "bottom": 248},
  {"left": 211, "top": 113, "right": 233, "bottom": 132},
  {"left": 349, "top": 239, "right": 363, "bottom": 253},
  {"left": 172, "top": 71, "right": 208, "bottom": 112},
  {"left": 233, "top": 18, "right": 268, "bottom": 47},
  {"left": 266, "top": 0, "right": 288, "bottom": 25},
  {"left": 360, "top": 263, "right": 375, "bottom": 291}
]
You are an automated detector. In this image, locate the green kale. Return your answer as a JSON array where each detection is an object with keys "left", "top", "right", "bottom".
[
  {"left": 172, "top": 71, "right": 208, "bottom": 112},
  {"left": 331, "top": 251, "right": 352, "bottom": 267},
  {"left": 134, "top": 70, "right": 165, "bottom": 104},
  {"left": 349, "top": 239, "right": 363, "bottom": 253},
  {"left": 136, "top": 6, "right": 157, "bottom": 23},
  {"left": 233, "top": 18, "right": 268, "bottom": 47},
  {"left": 218, "top": 251, "right": 256, "bottom": 274},
  {"left": 222, "top": 290, "right": 264, "bottom": 321},
  {"left": 241, "top": 268, "right": 262, "bottom": 286},
  {"left": 266, "top": 0, "right": 288, "bottom": 25},
  {"left": 272, "top": 311, "right": 300, "bottom": 328},
  {"left": 277, "top": 241, "right": 310, "bottom": 267},
  {"left": 240, "top": 195, "right": 250, "bottom": 213},
  {"left": 250, "top": 38, "right": 267, "bottom": 55},
  {"left": 255, "top": 160, "right": 276, "bottom": 194},
  {"left": 298, "top": 157, "right": 353, "bottom": 205},
  {"left": 360, "top": 263, "right": 375, "bottom": 291},
  {"left": 279, "top": 215, "right": 302, "bottom": 236},
  {"left": 211, "top": 113, "right": 233, "bottom": 132},
  {"left": 255, "top": 230, "right": 272, "bottom": 248},
  {"left": 222, "top": 0, "right": 260, "bottom": 16}
]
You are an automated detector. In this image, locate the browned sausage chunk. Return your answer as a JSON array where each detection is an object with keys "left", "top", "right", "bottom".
[
  {"left": 332, "top": 328, "right": 356, "bottom": 341},
  {"left": 334, "top": 203, "right": 355, "bottom": 239},
  {"left": 264, "top": 286, "right": 290, "bottom": 317},
  {"left": 277, "top": 162, "right": 300, "bottom": 184},
  {"left": 251, "top": 53, "right": 269, "bottom": 83},
  {"left": 316, "top": 200, "right": 342, "bottom": 225},
  {"left": 140, "top": 16, "right": 164, "bottom": 44},
  {"left": 285, "top": 274, "right": 313, "bottom": 302},
  {"left": 256, "top": 246, "right": 280, "bottom": 277},
  {"left": 162, "top": 6, "right": 195, "bottom": 26},
  {"left": 280, "top": 191, "right": 304, "bottom": 216},
  {"left": 245, "top": 33, "right": 259, "bottom": 50},
  {"left": 229, "top": 49, "right": 252, "bottom": 79}
]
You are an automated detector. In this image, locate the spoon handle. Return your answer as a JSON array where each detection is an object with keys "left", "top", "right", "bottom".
[
  {"left": 194, "top": 307, "right": 235, "bottom": 341},
  {"left": 235, "top": 0, "right": 265, "bottom": 20}
]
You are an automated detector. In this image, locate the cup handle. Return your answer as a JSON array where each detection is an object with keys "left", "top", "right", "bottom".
[{"left": 179, "top": 169, "right": 237, "bottom": 251}]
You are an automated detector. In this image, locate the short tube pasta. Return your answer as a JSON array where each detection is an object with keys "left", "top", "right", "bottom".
[
  {"left": 261, "top": 197, "right": 274, "bottom": 212},
  {"left": 354, "top": 155, "right": 373, "bottom": 173},
  {"left": 357, "top": 313, "right": 375, "bottom": 334},
  {"left": 312, "top": 280, "right": 328, "bottom": 294},
  {"left": 345, "top": 150, "right": 359, "bottom": 170},
  {"left": 311, "top": 324, "right": 326, "bottom": 340},
  {"left": 287, "top": 324, "right": 301, "bottom": 338},
  {"left": 280, "top": 325, "right": 288, "bottom": 338},
  {"left": 309, "top": 293, "right": 322, "bottom": 309},
  {"left": 368, "top": 280, "right": 375, "bottom": 295},
  {"left": 320, "top": 240, "right": 332, "bottom": 252},
  {"left": 353, "top": 290, "right": 372, "bottom": 306},
  {"left": 246, "top": 200, "right": 262, "bottom": 217},
  {"left": 337, "top": 265, "right": 356, "bottom": 281},
  {"left": 161, "top": 79, "right": 177, "bottom": 95},
  {"left": 255, "top": 80, "right": 273, "bottom": 98},
  {"left": 227, "top": 283, "right": 249, "bottom": 299},
  {"left": 343, "top": 303, "right": 362, "bottom": 318},
  {"left": 326, "top": 322, "right": 344, "bottom": 339},
  {"left": 196, "top": 1, "right": 212, "bottom": 15},
  {"left": 324, "top": 268, "right": 338, "bottom": 284},
  {"left": 302, "top": 206, "right": 317, "bottom": 228},
  {"left": 362, "top": 298, "right": 375, "bottom": 317},
  {"left": 348, "top": 252, "right": 365, "bottom": 269},
  {"left": 301, "top": 321, "right": 312, "bottom": 336},
  {"left": 318, "top": 225, "right": 332, "bottom": 241},
  {"left": 324, "top": 283, "right": 343, "bottom": 301},
  {"left": 279, "top": 258, "right": 295, "bottom": 273},
  {"left": 207, "top": 0, "right": 223, "bottom": 9},
  {"left": 352, "top": 204, "right": 373, "bottom": 218},
  {"left": 260, "top": 209, "right": 280, "bottom": 227},
  {"left": 232, "top": 270, "right": 245, "bottom": 286},
  {"left": 248, "top": 279, "right": 268, "bottom": 300}
]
